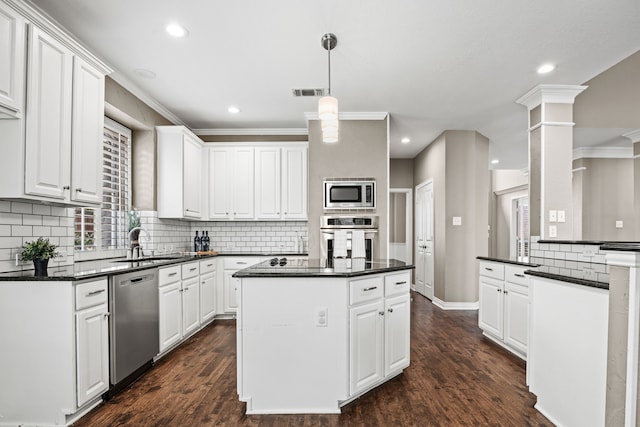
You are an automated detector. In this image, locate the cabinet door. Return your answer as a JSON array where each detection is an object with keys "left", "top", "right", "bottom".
[
  {"left": 384, "top": 293, "right": 411, "bottom": 376},
  {"left": 281, "top": 146, "right": 307, "bottom": 220},
  {"left": 159, "top": 282, "right": 182, "bottom": 352},
  {"left": 254, "top": 147, "right": 281, "bottom": 219},
  {"left": 478, "top": 276, "right": 504, "bottom": 339},
  {"left": 232, "top": 147, "right": 255, "bottom": 219},
  {"left": 76, "top": 303, "right": 109, "bottom": 407},
  {"left": 0, "top": 2, "right": 25, "bottom": 117},
  {"left": 200, "top": 271, "right": 216, "bottom": 323},
  {"left": 24, "top": 26, "right": 73, "bottom": 200},
  {"left": 223, "top": 270, "right": 239, "bottom": 313},
  {"left": 182, "top": 277, "right": 200, "bottom": 336},
  {"left": 350, "top": 300, "right": 384, "bottom": 395},
  {"left": 183, "top": 134, "right": 202, "bottom": 218},
  {"left": 504, "top": 281, "right": 529, "bottom": 355},
  {"left": 71, "top": 56, "right": 104, "bottom": 204},
  {"left": 209, "top": 147, "right": 231, "bottom": 219}
]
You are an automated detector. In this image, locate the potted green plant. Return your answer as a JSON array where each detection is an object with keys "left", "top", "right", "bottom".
[{"left": 20, "top": 237, "right": 59, "bottom": 276}]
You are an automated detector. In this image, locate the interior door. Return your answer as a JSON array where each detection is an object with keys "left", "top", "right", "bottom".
[{"left": 415, "top": 181, "right": 434, "bottom": 299}]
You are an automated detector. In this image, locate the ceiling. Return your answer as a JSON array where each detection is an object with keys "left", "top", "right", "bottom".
[{"left": 30, "top": 0, "right": 640, "bottom": 168}]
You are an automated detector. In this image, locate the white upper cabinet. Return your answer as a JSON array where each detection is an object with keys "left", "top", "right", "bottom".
[
  {"left": 0, "top": 2, "right": 110, "bottom": 206},
  {"left": 0, "top": 1, "right": 26, "bottom": 118},
  {"left": 24, "top": 25, "right": 74, "bottom": 200},
  {"left": 208, "top": 146, "right": 254, "bottom": 220},
  {"left": 255, "top": 144, "right": 308, "bottom": 220},
  {"left": 70, "top": 56, "right": 105, "bottom": 204},
  {"left": 157, "top": 126, "right": 204, "bottom": 219}
]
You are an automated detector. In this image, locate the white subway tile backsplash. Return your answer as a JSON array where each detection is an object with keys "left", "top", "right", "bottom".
[
  {"left": 0, "top": 201, "right": 11, "bottom": 212},
  {"left": 32, "top": 204, "right": 51, "bottom": 215},
  {"left": 0, "top": 213, "right": 23, "bottom": 225},
  {"left": 12, "top": 225, "right": 32, "bottom": 236},
  {"left": 11, "top": 202, "right": 32, "bottom": 214}
]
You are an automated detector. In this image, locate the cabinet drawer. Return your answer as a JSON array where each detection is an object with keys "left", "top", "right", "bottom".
[
  {"left": 182, "top": 262, "right": 200, "bottom": 279},
  {"left": 159, "top": 265, "right": 181, "bottom": 286},
  {"left": 75, "top": 278, "right": 108, "bottom": 311},
  {"left": 200, "top": 258, "right": 217, "bottom": 274},
  {"left": 385, "top": 272, "right": 411, "bottom": 297},
  {"left": 350, "top": 276, "right": 384, "bottom": 306},
  {"left": 223, "top": 257, "right": 260, "bottom": 270},
  {"left": 505, "top": 265, "right": 529, "bottom": 286},
  {"left": 479, "top": 261, "right": 504, "bottom": 280}
]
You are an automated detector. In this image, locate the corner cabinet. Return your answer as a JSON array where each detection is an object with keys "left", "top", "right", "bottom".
[
  {"left": 478, "top": 260, "right": 534, "bottom": 359},
  {"left": 157, "top": 126, "right": 204, "bottom": 219},
  {"left": 0, "top": 3, "right": 111, "bottom": 206},
  {"left": 255, "top": 145, "right": 308, "bottom": 220}
]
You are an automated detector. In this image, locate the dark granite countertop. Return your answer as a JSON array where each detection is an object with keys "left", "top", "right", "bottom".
[
  {"left": 600, "top": 243, "right": 640, "bottom": 252},
  {"left": 233, "top": 258, "right": 414, "bottom": 278},
  {"left": 0, "top": 252, "right": 307, "bottom": 281},
  {"left": 476, "top": 256, "right": 540, "bottom": 267},
  {"left": 524, "top": 270, "right": 609, "bottom": 290}
]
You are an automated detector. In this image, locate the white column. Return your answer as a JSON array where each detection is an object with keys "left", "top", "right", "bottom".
[
  {"left": 623, "top": 130, "right": 640, "bottom": 240},
  {"left": 516, "top": 84, "right": 587, "bottom": 239}
]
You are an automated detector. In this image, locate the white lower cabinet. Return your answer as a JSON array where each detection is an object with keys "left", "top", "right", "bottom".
[
  {"left": 158, "top": 262, "right": 202, "bottom": 354},
  {"left": 200, "top": 259, "right": 217, "bottom": 322},
  {"left": 478, "top": 260, "right": 533, "bottom": 358},
  {"left": 349, "top": 271, "right": 411, "bottom": 396},
  {"left": 0, "top": 278, "right": 109, "bottom": 426},
  {"left": 221, "top": 257, "right": 264, "bottom": 314}
]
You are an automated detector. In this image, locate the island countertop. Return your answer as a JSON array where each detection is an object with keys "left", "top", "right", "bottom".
[{"left": 233, "top": 258, "right": 414, "bottom": 278}]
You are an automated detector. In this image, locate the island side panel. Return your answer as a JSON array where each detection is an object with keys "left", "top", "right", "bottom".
[{"left": 238, "top": 276, "right": 348, "bottom": 414}]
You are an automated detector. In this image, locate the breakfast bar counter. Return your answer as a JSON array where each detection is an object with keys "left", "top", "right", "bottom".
[{"left": 234, "top": 258, "right": 414, "bottom": 414}]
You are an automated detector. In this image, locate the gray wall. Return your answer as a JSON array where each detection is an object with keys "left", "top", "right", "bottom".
[
  {"left": 308, "top": 118, "right": 389, "bottom": 260},
  {"left": 413, "top": 131, "right": 489, "bottom": 303},
  {"left": 574, "top": 157, "right": 635, "bottom": 240},
  {"left": 390, "top": 159, "right": 414, "bottom": 188}
]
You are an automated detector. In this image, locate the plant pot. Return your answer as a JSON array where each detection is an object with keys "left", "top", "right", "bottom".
[{"left": 33, "top": 259, "right": 49, "bottom": 277}]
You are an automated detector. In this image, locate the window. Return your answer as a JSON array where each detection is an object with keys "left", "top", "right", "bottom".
[
  {"left": 75, "top": 118, "right": 131, "bottom": 251},
  {"left": 514, "top": 196, "right": 529, "bottom": 261}
]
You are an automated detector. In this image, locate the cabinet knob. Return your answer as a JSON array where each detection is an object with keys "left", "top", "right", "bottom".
[
  {"left": 63, "top": 185, "right": 70, "bottom": 190},
  {"left": 388, "top": 308, "right": 394, "bottom": 313},
  {"left": 378, "top": 311, "right": 385, "bottom": 316},
  {"left": 497, "top": 288, "right": 502, "bottom": 293},
  {"left": 104, "top": 312, "right": 110, "bottom": 319},
  {"left": 504, "top": 290, "right": 508, "bottom": 295},
  {"left": 75, "top": 188, "right": 82, "bottom": 192}
]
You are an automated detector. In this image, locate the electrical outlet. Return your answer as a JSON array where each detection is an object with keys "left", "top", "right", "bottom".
[
  {"left": 452, "top": 216, "right": 462, "bottom": 226},
  {"left": 549, "top": 210, "right": 557, "bottom": 222},
  {"left": 557, "top": 210, "right": 566, "bottom": 223},
  {"left": 316, "top": 307, "right": 328, "bottom": 327},
  {"left": 548, "top": 225, "right": 557, "bottom": 238},
  {"left": 616, "top": 220, "right": 624, "bottom": 229}
]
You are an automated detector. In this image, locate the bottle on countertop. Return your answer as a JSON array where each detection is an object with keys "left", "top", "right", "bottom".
[
  {"left": 202, "top": 230, "right": 210, "bottom": 252},
  {"left": 194, "top": 231, "right": 201, "bottom": 252}
]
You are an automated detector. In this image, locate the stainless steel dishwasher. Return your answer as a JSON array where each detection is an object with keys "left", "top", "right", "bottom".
[{"left": 108, "top": 268, "right": 159, "bottom": 395}]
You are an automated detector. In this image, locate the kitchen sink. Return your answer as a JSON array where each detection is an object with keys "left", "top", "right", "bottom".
[{"left": 111, "top": 256, "right": 183, "bottom": 263}]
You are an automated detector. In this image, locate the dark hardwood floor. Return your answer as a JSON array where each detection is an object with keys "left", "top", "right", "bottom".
[{"left": 73, "top": 293, "right": 552, "bottom": 426}]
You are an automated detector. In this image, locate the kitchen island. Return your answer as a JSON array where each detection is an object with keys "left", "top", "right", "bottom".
[{"left": 234, "top": 258, "right": 414, "bottom": 414}]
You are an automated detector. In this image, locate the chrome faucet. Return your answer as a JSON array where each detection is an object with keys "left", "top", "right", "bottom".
[{"left": 128, "top": 227, "right": 150, "bottom": 259}]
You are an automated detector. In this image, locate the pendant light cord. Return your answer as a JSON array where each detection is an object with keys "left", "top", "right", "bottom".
[{"left": 327, "top": 45, "right": 331, "bottom": 96}]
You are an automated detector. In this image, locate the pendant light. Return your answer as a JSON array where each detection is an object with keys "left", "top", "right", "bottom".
[{"left": 318, "top": 33, "right": 338, "bottom": 143}]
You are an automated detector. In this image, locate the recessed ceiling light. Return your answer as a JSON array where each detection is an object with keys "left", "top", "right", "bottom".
[
  {"left": 491, "top": 159, "right": 500, "bottom": 164},
  {"left": 401, "top": 137, "right": 410, "bottom": 144},
  {"left": 227, "top": 106, "right": 241, "bottom": 114},
  {"left": 133, "top": 68, "right": 156, "bottom": 79},
  {"left": 166, "top": 24, "right": 188, "bottom": 37},
  {"left": 537, "top": 63, "right": 555, "bottom": 74}
]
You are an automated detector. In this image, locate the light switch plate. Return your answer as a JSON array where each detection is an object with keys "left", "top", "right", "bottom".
[
  {"left": 549, "top": 210, "right": 557, "bottom": 222},
  {"left": 616, "top": 220, "right": 624, "bottom": 229},
  {"left": 549, "top": 225, "right": 557, "bottom": 238},
  {"left": 452, "top": 216, "right": 462, "bottom": 226},
  {"left": 557, "top": 210, "right": 565, "bottom": 223}
]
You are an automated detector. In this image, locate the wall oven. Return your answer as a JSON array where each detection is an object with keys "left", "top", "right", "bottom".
[
  {"left": 323, "top": 179, "right": 375, "bottom": 209},
  {"left": 320, "top": 215, "right": 378, "bottom": 263}
]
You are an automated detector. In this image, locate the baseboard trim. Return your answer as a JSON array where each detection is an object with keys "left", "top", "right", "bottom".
[{"left": 432, "top": 297, "right": 479, "bottom": 311}]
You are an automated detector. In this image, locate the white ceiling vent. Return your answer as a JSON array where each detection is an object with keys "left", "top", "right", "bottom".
[{"left": 292, "top": 88, "right": 327, "bottom": 97}]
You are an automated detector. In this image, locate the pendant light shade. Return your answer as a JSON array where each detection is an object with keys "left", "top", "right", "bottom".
[
  {"left": 319, "top": 33, "right": 338, "bottom": 143},
  {"left": 318, "top": 95, "right": 338, "bottom": 121}
]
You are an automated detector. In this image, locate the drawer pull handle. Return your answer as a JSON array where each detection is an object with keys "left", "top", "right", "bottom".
[
  {"left": 189, "top": 267, "right": 197, "bottom": 271},
  {"left": 514, "top": 273, "right": 525, "bottom": 278},
  {"left": 168, "top": 272, "right": 178, "bottom": 277},
  {"left": 87, "top": 289, "right": 105, "bottom": 296},
  {"left": 363, "top": 286, "right": 378, "bottom": 292},
  {"left": 207, "top": 263, "right": 214, "bottom": 267},
  {"left": 484, "top": 267, "right": 494, "bottom": 271},
  {"left": 395, "top": 281, "right": 407, "bottom": 285},
  {"left": 237, "top": 262, "right": 248, "bottom": 265}
]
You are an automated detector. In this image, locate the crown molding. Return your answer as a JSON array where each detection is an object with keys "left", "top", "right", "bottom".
[
  {"left": 623, "top": 129, "right": 640, "bottom": 143},
  {"left": 304, "top": 112, "right": 389, "bottom": 121},
  {"left": 194, "top": 128, "right": 308, "bottom": 136},
  {"left": 573, "top": 146, "right": 633, "bottom": 160},
  {"left": 108, "top": 72, "right": 187, "bottom": 127},
  {"left": 516, "top": 84, "right": 588, "bottom": 110}
]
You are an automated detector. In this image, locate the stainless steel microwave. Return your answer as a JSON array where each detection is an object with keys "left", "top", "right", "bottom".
[{"left": 323, "top": 180, "right": 375, "bottom": 209}]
